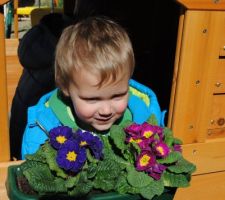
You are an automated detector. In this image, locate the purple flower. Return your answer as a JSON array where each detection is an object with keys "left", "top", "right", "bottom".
[
  {"left": 49, "top": 126, "right": 73, "bottom": 149},
  {"left": 74, "top": 130, "right": 103, "bottom": 159},
  {"left": 173, "top": 144, "right": 182, "bottom": 152},
  {"left": 154, "top": 142, "right": 170, "bottom": 158},
  {"left": 56, "top": 140, "right": 86, "bottom": 173},
  {"left": 124, "top": 123, "right": 142, "bottom": 137},
  {"left": 147, "top": 163, "right": 167, "bottom": 180},
  {"left": 136, "top": 151, "right": 156, "bottom": 171},
  {"left": 127, "top": 136, "right": 151, "bottom": 150},
  {"left": 140, "top": 122, "right": 155, "bottom": 139}
]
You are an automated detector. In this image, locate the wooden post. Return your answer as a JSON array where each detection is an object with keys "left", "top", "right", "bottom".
[
  {"left": 0, "top": 0, "right": 10, "bottom": 161},
  {"left": 13, "top": 0, "right": 18, "bottom": 38}
]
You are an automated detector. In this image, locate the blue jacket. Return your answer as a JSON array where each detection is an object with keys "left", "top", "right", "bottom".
[{"left": 21, "top": 79, "right": 165, "bottom": 159}]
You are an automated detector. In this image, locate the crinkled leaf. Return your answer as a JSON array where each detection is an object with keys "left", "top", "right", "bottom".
[
  {"left": 173, "top": 138, "right": 183, "bottom": 145},
  {"left": 96, "top": 159, "right": 121, "bottom": 179},
  {"left": 65, "top": 175, "right": 80, "bottom": 189},
  {"left": 93, "top": 176, "right": 116, "bottom": 191},
  {"left": 163, "top": 128, "right": 174, "bottom": 147},
  {"left": 115, "top": 173, "right": 135, "bottom": 194},
  {"left": 168, "top": 158, "right": 196, "bottom": 174},
  {"left": 25, "top": 146, "right": 46, "bottom": 163},
  {"left": 110, "top": 125, "right": 127, "bottom": 150},
  {"left": 140, "top": 178, "right": 164, "bottom": 200},
  {"left": 127, "top": 167, "right": 153, "bottom": 188},
  {"left": 23, "top": 162, "right": 67, "bottom": 193},
  {"left": 158, "top": 151, "right": 182, "bottom": 164},
  {"left": 87, "top": 162, "right": 98, "bottom": 179},
  {"left": 163, "top": 171, "right": 190, "bottom": 187},
  {"left": 147, "top": 114, "right": 158, "bottom": 125},
  {"left": 69, "top": 181, "right": 93, "bottom": 197},
  {"left": 43, "top": 142, "right": 67, "bottom": 178},
  {"left": 120, "top": 120, "right": 133, "bottom": 129}
]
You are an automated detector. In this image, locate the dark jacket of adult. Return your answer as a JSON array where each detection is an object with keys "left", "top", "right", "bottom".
[{"left": 10, "top": 13, "right": 73, "bottom": 159}]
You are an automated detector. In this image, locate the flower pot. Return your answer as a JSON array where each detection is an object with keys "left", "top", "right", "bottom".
[{"left": 6, "top": 165, "right": 176, "bottom": 200}]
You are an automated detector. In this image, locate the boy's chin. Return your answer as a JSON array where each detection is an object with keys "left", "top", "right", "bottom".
[{"left": 92, "top": 122, "right": 113, "bottom": 132}]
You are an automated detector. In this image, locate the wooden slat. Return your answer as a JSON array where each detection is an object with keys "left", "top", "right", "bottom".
[
  {"left": 182, "top": 140, "right": 225, "bottom": 175},
  {"left": 170, "top": 10, "right": 225, "bottom": 144},
  {"left": 0, "top": 4, "right": 10, "bottom": 162},
  {"left": 5, "top": 39, "right": 22, "bottom": 110},
  {"left": 177, "top": 0, "right": 225, "bottom": 10},
  {"left": 174, "top": 170, "right": 225, "bottom": 200},
  {"left": 0, "top": 0, "right": 9, "bottom": 5}
]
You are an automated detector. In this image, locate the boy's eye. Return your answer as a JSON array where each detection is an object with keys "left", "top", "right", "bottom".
[{"left": 112, "top": 92, "right": 128, "bottom": 100}]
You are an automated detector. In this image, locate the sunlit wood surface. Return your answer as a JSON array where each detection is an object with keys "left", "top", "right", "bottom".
[
  {"left": 1, "top": 161, "right": 225, "bottom": 200},
  {"left": 5, "top": 39, "right": 23, "bottom": 110}
]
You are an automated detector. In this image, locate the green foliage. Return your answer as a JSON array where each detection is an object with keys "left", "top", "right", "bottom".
[{"left": 19, "top": 120, "right": 196, "bottom": 199}]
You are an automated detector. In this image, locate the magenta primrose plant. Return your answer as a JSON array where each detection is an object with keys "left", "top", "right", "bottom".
[{"left": 19, "top": 115, "right": 196, "bottom": 200}]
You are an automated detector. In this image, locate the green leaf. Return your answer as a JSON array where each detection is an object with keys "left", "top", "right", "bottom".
[
  {"left": 93, "top": 176, "right": 116, "bottom": 191},
  {"left": 127, "top": 167, "right": 153, "bottom": 188},
  {"left": 163, "top": 128, "right": 174, "bottom": 147},
  {"left": 115, "top": 173, "right": 132, "bottom": 194},
  {"left": 147, "top": 114, "right": 158, "bottom": 125},
  {"left": 22, "top": 162, "right": 67, "bottom": 193},
  {"left": 140, "top": 179, "right": 164, "bottom": 200},
  {"left": 69, "top": 181, "right": 93, "bottom": 197},
  {"left": 168, "top": 158, "right": 196, "bottom": 174},
  {"left": 158, "top": 151, "right": 182, "bottom": 164},
  {"left": 97, "top": 159, "right": 121, "bottom": 179},
  {"left": 65, "top": 175, "right": 80, "bottom": 189},
  {"left": 110, "top": 125, "right": 127, "bottom": 150},
  {"left": 120, "top": 120, "right": 133, "bottom": 129},
  {"left": 25, "top": 146, "right": 47, "bottom": 163},
  {"left": 87, "top": 162, "right": 98, "bottom": 179},
  {"left": 162, "top": 171, "right": 190, "bottom": 187},
  {"left": 44, "top": 142, "right": 67, "bottom": 178}
]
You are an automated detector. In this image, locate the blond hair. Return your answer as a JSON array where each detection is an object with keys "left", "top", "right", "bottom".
[{"left": 55, "top": 16, "right": 135, "bottom": 89}]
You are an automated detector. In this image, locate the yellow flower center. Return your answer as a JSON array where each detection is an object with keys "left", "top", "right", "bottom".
[
  {"left": 130, "top": 138, "right": 142, "bottom": 144},
  {"left": 157, "top": 146, "right": 164, "bottom": 155},
  {"left": 80, "top": 141, "right": 87, "bottom": 146},
  {"left": 140, "top": 155, "right": 151, "bottom": 167},
  {"left": 143, "top": 131, "right": 153, "bottom": 138},
  {"left": 56, "top": 135, "right": 67, "bottom": 144},
  {"left": 66, "top": 151, "right": 77, "bottom": 162}
]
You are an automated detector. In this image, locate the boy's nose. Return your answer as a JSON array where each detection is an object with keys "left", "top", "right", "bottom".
[{"left": 99, "top": 102, "right": 112, "bottom": 116}]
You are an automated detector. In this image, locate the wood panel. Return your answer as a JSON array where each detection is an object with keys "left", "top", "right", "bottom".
[
  {"left": 170, "top": 10, "right": 225, "bottom": 144},
  {"left": 0, "top": 4, "right": 10, "bottom": 162},
  {"left": 5, "top": 39, "right": 22, "bottom": 110},
  {"left": 177, "top": 0, "right": 225, "bottom": 10}
]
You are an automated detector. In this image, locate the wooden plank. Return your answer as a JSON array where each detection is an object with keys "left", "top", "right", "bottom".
[
  {"left": 0, "top": 0, "right": 9, "bottom": 5},
  {"left": 168, "top": 8, "right": 185, "bottom": 128},
  {"left": 177, "top": 0, "right": 225, "bottom": 10},
  {"left": 5, "top": 39, "right": 22, "bottom": 110},
  {"left": 174, "top": 170, "right": 225, "bottom": 200},
  {"left": 170, "top": 10, "right": 225, "bottom": 144},
  {"left": 0, "top": 4, "right": 10, "bottom": 162},
  {"left": 182, "top": 140, "right": 225, "bottom": 175},
  {"left": 0, "top": 161, "right": 23, "bottom": 200}
]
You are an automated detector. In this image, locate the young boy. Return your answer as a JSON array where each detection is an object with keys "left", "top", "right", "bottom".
[{"left": 21, "top": 16, "right": 165, "bottom": 159}]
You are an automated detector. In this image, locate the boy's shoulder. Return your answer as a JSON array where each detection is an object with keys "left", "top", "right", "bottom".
[
  {"left": 128, "top": 79, "right": 165, "bottom": 126},
  {"left": 27, "top": 89, "right": 60, "bottom": 131}
]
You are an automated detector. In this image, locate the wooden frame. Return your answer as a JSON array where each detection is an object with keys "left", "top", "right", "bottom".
[
  {"left": 169, "top": 0, "right": 225, "bottom": 175},
  {"left": 0, "top": 0, "right": 10, "bottom": 161}
]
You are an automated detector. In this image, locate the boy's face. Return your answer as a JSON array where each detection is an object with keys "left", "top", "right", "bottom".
[{"left": 63, "top": 68, "right": 130, "bottom": 131}]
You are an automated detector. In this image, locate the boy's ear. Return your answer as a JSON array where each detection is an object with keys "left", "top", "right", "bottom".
[{"left": 61, "top": 88, "right": 70, "bottom": 97}]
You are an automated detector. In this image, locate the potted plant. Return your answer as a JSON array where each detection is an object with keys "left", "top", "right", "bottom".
[{"left": 6, "top": 115, "right": 196, "bottom": 200}]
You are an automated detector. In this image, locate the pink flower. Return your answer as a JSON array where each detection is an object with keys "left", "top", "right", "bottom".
[
  {"left": 136, "top": 151, "right": 156, "bottom": 171},
  {"left": 154, "top": 142, "right": 170, "bottom": 158}
]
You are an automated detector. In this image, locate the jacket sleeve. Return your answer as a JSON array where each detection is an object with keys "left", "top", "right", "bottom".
[
  {"left": 128, "top": 79, "right": 166, "bottom": 126},
  {"left": 21, "top": 90, "right": 60, "bottom": 159}
]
